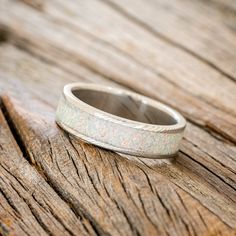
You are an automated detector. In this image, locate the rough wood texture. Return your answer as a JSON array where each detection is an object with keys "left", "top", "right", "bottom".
[
  {"left": 0, "top": 110, "right": 95, "bottom": 236},
  {"left": 0, "top": 0, "right": 236, "bottom": 235},
  {"left": 1, "top": 91, "right": 234, "bottom": 236},
  {"left": 1, "top": 0, "right": 236, "bottom": 143}
]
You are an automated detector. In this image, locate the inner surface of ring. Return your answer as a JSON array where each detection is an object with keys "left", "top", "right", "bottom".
[{"left": 72, "top": 89, "right": 177, "bottom": 125}]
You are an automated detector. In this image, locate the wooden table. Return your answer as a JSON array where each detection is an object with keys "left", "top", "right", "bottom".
[{"left": 0, "top": 0, "right": 236, "bottom": 235}]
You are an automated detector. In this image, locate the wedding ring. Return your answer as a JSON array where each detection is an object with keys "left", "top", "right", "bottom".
[{"left": 56, "top": 83, "right": 186, "bottom": 158}]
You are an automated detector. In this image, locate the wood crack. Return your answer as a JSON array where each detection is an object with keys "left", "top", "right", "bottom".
[
  {"left": 0, "top": 179, "right": 21, "bottom": 217},
  {"left": 180, "top": 151, "right": 236, "bottom": 193},
  {"left": 8, "top": 182, "right": 54, "bottom": 236},
  {"left": 0, "top": 103, "right": 101, "bottom": 236},
  {"left": 0, "top": 84, "right": 235, "bottom": 234},
  {"left": 185, "top": 137, "right": 236, "bottom": 174},
  {"left": 137, "top": 192, "right": 159, "bottom": 231},
  {"left": 1, "top": 99, "right": 32, "bottom": 163},
  {"left": 196, "top": 209, "right": 208, "bottom": 230},
  {"left": 0, "top": 26, "right": 10, "bottom": 44},
  {"left": 0, "top": 163, "right": 29, "bottom": 192}
]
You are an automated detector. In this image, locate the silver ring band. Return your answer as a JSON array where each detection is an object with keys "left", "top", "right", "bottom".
[{"left": 56, "top": 83, "right": 186, "bottom": 158}]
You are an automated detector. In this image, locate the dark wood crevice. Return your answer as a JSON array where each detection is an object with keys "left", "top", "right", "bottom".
[
  {"left": 180, "top": 150, "right": 236, "bottom": 195},
  {"left": 1, "top": 96, "right": 138, "bottom": 236},
  {"left": 1, "top": 98, "right": 32, "bottom": 164},
  {"left": 0, "top": 102, "right": 101, "bottom": 236},
  {"left": 0, "top": 26, "right": 10, "bottom": 44},
  {"left": 2, "top": 92, "right": 235, "bottom": 234}
]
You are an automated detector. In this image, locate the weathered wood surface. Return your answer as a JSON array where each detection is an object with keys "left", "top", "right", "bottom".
[
  {"left": 0, "top": 109, "right": 96, "bottom": 236},
  {"left": 0, "top": 0, "right": 236, "bottom": 235},
  {"left": 1, "top": 0, "right": 236, "bottom": 143}
]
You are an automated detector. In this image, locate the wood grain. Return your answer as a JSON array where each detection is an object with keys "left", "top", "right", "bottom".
[
  {"left": 0, "top": 110, "right": 95, "bottom": 236},
  {"left": 0, "top": 90, "right": 234, "bottom": 235},
  {"left": 1, "top": 0, "right": 236, "bottom": 143},
  {"left": 0, "top": 0, "right": 236, "bottom": 235},
  {"left": 103, "top": 0, "right": 236, "bottom": 81},
  {"left": 0, "top": 38, "right": 236, "bottom": 232}
]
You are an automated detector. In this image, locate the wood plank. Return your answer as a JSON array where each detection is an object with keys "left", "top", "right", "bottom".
[
  {"left": 0, "top": 110, "right": 95, "bottom": 236},
  {"left": 44, "top": 0, "right": 236, "bottom": 116},
  {"left": 1, "top": 0, "right": 236, "bottom": 143},
  {"left": 0, "top": 2, "right": 236, "bottom": 234},
  {"left": 0, "top": 43, "right": 236, "bottom": 229},
  {"left": 1, "top": 90, "right": 235, "bottom": 235},
  {"left": 0, "top": 44, "right": 119, "bottom": 107},
  {"left": 41, "top": 0, "right": 236, "bottom": 109},
  {"left": 102, "top": 0, "right": 236, "bottom": 81}
]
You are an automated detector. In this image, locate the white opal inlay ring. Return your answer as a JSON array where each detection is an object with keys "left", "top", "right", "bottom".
[{"left": 56, "top": 83, "right": 186, "bottom": 158}]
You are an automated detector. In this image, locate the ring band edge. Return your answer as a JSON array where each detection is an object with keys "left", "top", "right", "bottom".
[{"left": 56, "top": 119, "right": 178, "bottom": 159}]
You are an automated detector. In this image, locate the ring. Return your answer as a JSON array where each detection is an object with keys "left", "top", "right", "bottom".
[{"left": 56, "top": 83, "right": 186, "bottom": 158}]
